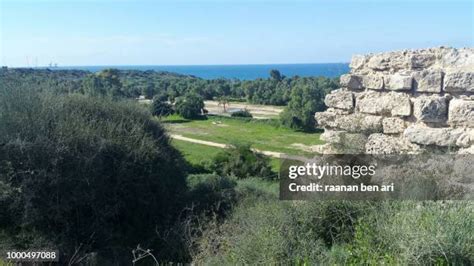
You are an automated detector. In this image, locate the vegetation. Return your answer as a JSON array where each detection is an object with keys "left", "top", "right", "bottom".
[
  {"left": 209, "top": 144, "right": 275, "bottom": 179},
  {"left": 231, "top": 109, "right": 252, "bottom": 118},
  {"left": 163, "top": 115, "right": 323, "bottom": 156},
  {"left": 175, "top": 93, "right": 205, "bottom": 119},
  {"left": 1, "top": 68, "right": 472, "bottom": 265},
  {"left": 0, "top": 67, "right": 338, "bottom": 107},
  {"left": 280, "top": 77, "right": 335, "bottom": 131},
  {"left": 151, "top": 95, "right": 174, "bottom": 117},
  {"left": 0, "top": 84, "right": 187, "bottom": 263}
]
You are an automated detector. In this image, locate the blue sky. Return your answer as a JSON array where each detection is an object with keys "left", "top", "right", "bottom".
[{"left": 0, "top": 0, "right": 472, "bottom": 67}]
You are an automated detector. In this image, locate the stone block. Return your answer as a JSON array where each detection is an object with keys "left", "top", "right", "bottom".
[
  {"left": 444, "top": 72, "right": 474, "bottom": 92},
  {"left": 385, "top": 73, "right": 413, "bottom": 91},
  {"left": 448, "top": 99, "right": 474, "bottom": 127},
  {"left": 320, "top": 130, "right": 368, "bottom": 154},
  {"left": 324, "top": 89, "right": 354, "bottom": 110},
  {"left": 413, "top": 70, "right": 443, "bottom": 93},
  {"left": 404, "top": 125, "right": 471, "bottom": 147},
  {"left": 413, "top": 95, "right": 448, "bottom": 123},
  {"left": 340, "top": 74, "right": 363, "bottom": 90},
  {"left": 362, "top": 74, "right": 384, "bottom": 90},
  {"left": 315, "top": 111, "right": 383, "bottom": 133},
  {"left": 383, "top": 117, "right": 406, "bottom": 134},
  {"left": 356, "top": 91, "right": 411, "bottom": 117},
  {"left": 365, "top": 134, "right": 421, "bottom": 154},
  {"left": 350, "top": 55, "right": 367, "bottom": 72}
]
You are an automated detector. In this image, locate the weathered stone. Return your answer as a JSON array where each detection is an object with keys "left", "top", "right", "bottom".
[
  {"left": 383, "top": 117, "right": 406, "bottom": 134},
  {"left": 321, "top": 130, "right": 367, "bottom": 144},
  {"left": 367, "top": 52, "right": 412, "bottom": 72},
  {"left": 404, "top": 125, "right": 472, "bottom": 147},
  {"left": 409, "top": 51, "right": 437, "bottom": 69},
  {"left": 456, "top": 130, "right": 474, "bottom": 147},
  {"left": 350, "top": 55, "right": 367, "bottom": 72},
  {"left": 319, "top": 130, "right": 368, "bottom": 154},
  {"left": 437, "top": 47, "right": 474, "bottom": 72},
  {"left": 366, "top": 134, "right": 421, "bottom": 154},
  {"left": 356, "top": 91, "right": 411, "bottom": 117},
  {"left": 315, "top": 111, "right": 382, "bottom": 133},
  {"left": 413, "top": 95, "right": 448, "bottom": 123},
  {"left": 448, "top": 99, "right": 474, "bottom": 127},
  {"left": 362, "top": 74, "right": 384, "bottom": 90},
  {"left": 324, "top": 89, "right": 354, "bottom": 110},
  {"left": 385, "top": 73, "right": 413, "bottom": 91},
  {"left": 459, "top": 146, "right": 474, "bottom": 154},
  {"left": 444, "top": 72, "right": 474, "bottom": 92},
  {"left": 340, "top": 74, "right": 363, "bottom": 90},
  {"left": 413, "top": 70, "right": 443, "bottom": 93}
]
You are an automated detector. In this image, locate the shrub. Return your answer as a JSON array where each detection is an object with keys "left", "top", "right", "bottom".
[
  {"left": 186, "top": 174, "right": 238, "bottom": 216},
  {"left": 0, "top": 84, "right": 187, "bottom": 263},
  {"left": 175, "top": 93, "right": 205, "bottom": 119},
  {"left": 151, "top": 96, "right": 174, "bottom": 117},
  {"left": 209, "top": 144, "right": 274, "bottom": 179},
  {"left": 193, "top": 200, "right": 372, "bottom": 264},
  {"left": 231, "top": 109, "right": 252, "bottom": 118}
]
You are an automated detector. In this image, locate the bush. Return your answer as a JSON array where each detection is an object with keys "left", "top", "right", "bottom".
[
  {"left": 0, "top": 85, "right": 187, "bottom": 263},
  {"left": 186, "top": 174, "right": 238, "bottom": 217},
  {"left": 193, "top": 199, "right": 373, "bottom": 264},
  {"left": 193, "top": 199, "right": 474, "bottom": 265},
  {"left": 175, "top": 93, "right": 205, "bottom": 119},
  {"left": 209, "top": 144, "right": 274, "bottom": 179},
  {"left": 231, "top": 109, "right": 252, "bottom": 118},
  {"left": 151, "top": 96, "right": 174, "bottom": 117}
]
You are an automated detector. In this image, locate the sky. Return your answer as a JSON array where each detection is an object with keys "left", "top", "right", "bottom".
[{"left": 0, "top": 0, "right": 473, "bottom": 67}]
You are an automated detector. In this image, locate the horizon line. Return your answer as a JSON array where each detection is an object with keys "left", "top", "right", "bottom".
[{"left": 6, "top": 62, "right": 350, "bottom": 68}]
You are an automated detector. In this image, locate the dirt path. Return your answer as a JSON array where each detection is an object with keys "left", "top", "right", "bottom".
[{"left": 170, "top": 134, "right": 307, "bottom": 160}]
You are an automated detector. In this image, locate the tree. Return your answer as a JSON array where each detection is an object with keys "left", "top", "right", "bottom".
[
  {"left": 175, "top": 93, "right": 205, "bottom": 119},
  {"left": 269, "top": 69, "right": 282, "bottom": 82},
  {"left": 280, "top": 82, "right": 326, "bottom": 131},
  {"left": 217, "top": 96, "right": 229, "bottom": 112},
  {"left": 151, "top": 96, "right": 174, "bottom": 117}
]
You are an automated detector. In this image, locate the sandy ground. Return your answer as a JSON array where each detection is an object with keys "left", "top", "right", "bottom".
[{"left": 204, "top": 100, "right": 284, "bottom": 119}]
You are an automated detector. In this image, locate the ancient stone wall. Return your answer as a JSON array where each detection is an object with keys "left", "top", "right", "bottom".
[{"left": 315, "top": 47, "right": 474, "bottom": 154}]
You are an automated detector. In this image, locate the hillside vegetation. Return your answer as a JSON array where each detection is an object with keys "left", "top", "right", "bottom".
[{"left": 0, "top": 69, "right": 472, "bottom": 265}]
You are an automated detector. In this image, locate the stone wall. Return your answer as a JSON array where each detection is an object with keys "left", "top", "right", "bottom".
[{"left": 315, "top": 47, "right": 474, "bottom": 154}]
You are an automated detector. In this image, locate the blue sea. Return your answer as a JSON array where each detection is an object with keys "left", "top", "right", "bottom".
[{"left": 54, "top": 63, "right": 349, "bottom": 80}]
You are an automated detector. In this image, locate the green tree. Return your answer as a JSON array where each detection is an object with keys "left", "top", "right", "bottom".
[
  {"left": 269, "top": 69, "right": 283, "bottom": 82},
  {"left": 151, "top": 96, "right": 174, "bottom": 117},
  {"left": 175, "top": 93, "right": 205, "bottom": 119},
  {"left": 280, "top": 82, "right": 326, "bottom": 131}
]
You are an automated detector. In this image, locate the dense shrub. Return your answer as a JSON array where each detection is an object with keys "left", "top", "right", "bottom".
[
  {"left": 186, "top": 174, "right": 238, "bottom": 217},
  {"left": 0, "top": 84, "right": 187, "bottom": 263},
  {"left": 175, "top": 93, "right": 205, "bottom": 119},
  {"left": 151, "top": 96, "right": 174, "bottom": 117},
  {"left": 231, "top": 109, "right": 252, "bottom": 118},
  {"left": 209, "top": 144, "right": 274, "bottom": 179},
  {"left": 192, "top": 197, "right": 474, "bottom": 265}
]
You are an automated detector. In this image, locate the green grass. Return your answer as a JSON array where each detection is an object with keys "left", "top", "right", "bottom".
[
  {"left": 171, "top": 139, "right": 282, "bottom": 172},
  {"left": 163, "top": 115, "right": 323, "bottom": 156},
  {"left": 171, "top": 139, "right": 222, "bottom": 166}
]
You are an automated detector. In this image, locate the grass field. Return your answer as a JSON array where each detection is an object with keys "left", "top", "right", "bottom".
[
  {"left": 163, "top": 114, "right": 323, "bottom": 156},
  {"left": 171, "top": 139, "right": 282, "bottom": 172}
]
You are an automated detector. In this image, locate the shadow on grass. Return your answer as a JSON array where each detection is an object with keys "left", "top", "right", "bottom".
[
  {"left": 162, "top": 119, "right": 192, "bottom": 124},
  {"left": 161, "top": 115, "right": 208, "bottom": 124}
]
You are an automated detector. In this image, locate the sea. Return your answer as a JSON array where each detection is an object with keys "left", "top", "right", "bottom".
[{"left": 53, "top": 63, "right": 349, "bottom": 80}]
